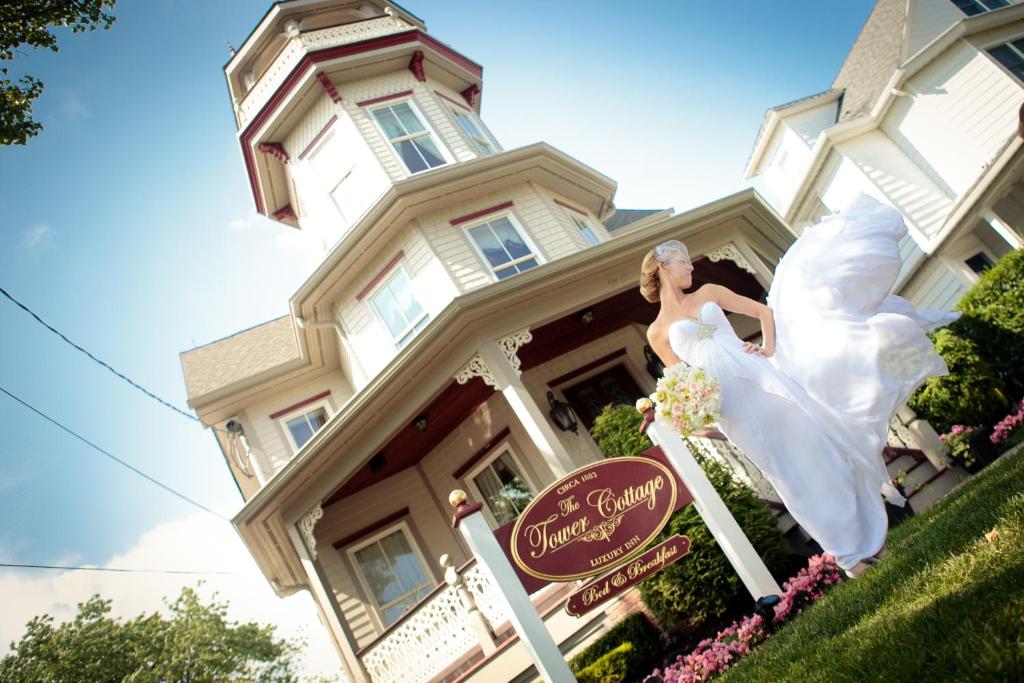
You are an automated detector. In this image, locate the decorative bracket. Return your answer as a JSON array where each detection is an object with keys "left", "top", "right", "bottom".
[
  {"left": 706, "top": 243, "right": 757, "bottom": 276},
  {"left": 461, "top": 83, "right": 481, "bottom": 108},
  {"left": 298, "top": 504, "right": 324, "bottom": 560},
  {"left": 257, "top": 142, "right": 290, "bottom": 164},
  {"left": 455, "top": 354, "right": 497, "bottom": 388},
  {"left": 496, "top": 328, "right": 532, "bottom": 376},
  {"left": 408, "top": 50, "right": 426, "bottom": 82},
  {"left": 272, "top": 204, "right": 298, "bottom": 223},
  {"left": 316, "top": 72, "right": 342, "bottom": 104}
]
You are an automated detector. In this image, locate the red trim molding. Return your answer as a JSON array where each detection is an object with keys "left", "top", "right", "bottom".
[
  {"left": 240, "top": 30, "right": 483, "bottom": 214},
  {"left": 553, "top": 198, "right": 587, "bottom": 216},
  {"left": 461, "top": 83, "right": 481, "bottom": 108},
  {"left": 257, "top": 142, "right": 289, "bottom": 164},
  {"left": 332, "top": 507, "right": 410, "bottom": 549},
  {"left": 356, "top": 251, "right": 406, "bottom": 301},
  {"left": 451, "top": 502, "right": 485, "bottom": 529},
  {"left": 452, "top": 426, "right": 512, "bottom": 480},
  {"left": 316, "top": 72, "right": 342, "bottom": 103},
  {"left": 356, "top": 89, "right": 413, "bottom": 107},
  {"left": 269, "top": 390, "right": 331, "bottom": 420},
  {"left": 547, "top": 348, "right": 628, "bottom": 388},
  {"left": 272, "top": 204, "right": 298, "bottom": 222},
  {"left": 434, "top": 90, "right": 467, "bottom": 110},
  {"left": 298, "top": 115, "right": 338, "bottom": 160},
  {"left": 408, "top": 50, "right": 425, "bottom": 82},
  {"left": 450, "top": 201, "right": 514, "bottom": 226}
]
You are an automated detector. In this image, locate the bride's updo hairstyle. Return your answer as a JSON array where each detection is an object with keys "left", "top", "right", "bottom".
[{"left": 639, "top": 240, "right": 691, "bottom": 303}]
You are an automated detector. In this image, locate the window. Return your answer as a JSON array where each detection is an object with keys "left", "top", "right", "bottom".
[
  {"left": 371, "top": 101, "right": 447, "bottom": 174},
  {"left": 445, "top": 103, "right": 494, "bottom": 156},
  {"left": 368, "top": 264, "right": 429, "bottom": 348},
  {"left": 570, "top": 214, "right": 601, "bottom": 246},
  {"left": 951, "top": 0, "right": 1008, "bottom": 16},
  {"left": 350, "top": 525, "right": 433, "bottom": 627},
  {"left": 466, "top": 215, "right": 540, "bottom": 280},
  {"left": 965, "top": 251, "right": 995, "bottom": 274},
  {"left": 470, "top": 449, "right": 535, "bottom": 526},
  {"left": 988, "top": 38, "right": 1024, "bottom": 81},
  {"left": 284, "top": 406, "right": 329, "bottom": 450}
]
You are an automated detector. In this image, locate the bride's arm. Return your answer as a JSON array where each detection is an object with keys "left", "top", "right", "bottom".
[
  {"left": 647, "top": 325, "right": 682, "bottom": 367},
  {"left": 701, "top": 284, "right": 775, "bottom": 357}
]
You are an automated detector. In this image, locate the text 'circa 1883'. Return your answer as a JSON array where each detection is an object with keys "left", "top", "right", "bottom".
[
  {"left": 510, "top": 457, "right": 678, "bottom": 581},
  {"left": 565, "top": 535, "right": 691, "bottom": 616}
]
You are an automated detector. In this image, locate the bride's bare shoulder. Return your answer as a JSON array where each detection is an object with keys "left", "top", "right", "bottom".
[{"left": 647, "top": 318, "right": 668, "bottom": 342}]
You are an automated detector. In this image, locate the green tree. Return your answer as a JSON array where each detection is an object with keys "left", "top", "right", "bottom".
[
  {"left": 1, "top": 0, "right": 116, "bottom": 145},
  {"left": 0, "top": 586, "right": 301, "bottom": 682}
]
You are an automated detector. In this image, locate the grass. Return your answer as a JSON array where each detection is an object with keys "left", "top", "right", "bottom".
[{"left": 717, "top": 448, "right": 1024, "bottom": 683}]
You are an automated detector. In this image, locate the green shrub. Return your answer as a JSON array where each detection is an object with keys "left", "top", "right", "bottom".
[
  {"left": 573, "top": 643, "right": 634, "bottom": 683},
  {"left": 569, "top": 612, "right": 660, "bottom": 676},
  {"left": 590, "top": 404, "right": 788, "bottom": 630},
  {"left": 591, "top": 403, "right": 653, "bottom": 458},
  {"left": 951, "top": 248, "right": 1024, "bottom": 397},
  {"left": 907, "top": 328, "right": 1008, "bottom": 435}
]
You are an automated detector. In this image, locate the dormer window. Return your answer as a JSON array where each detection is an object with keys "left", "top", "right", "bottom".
[
  {"left": 366, "top": 262, "right": 430, "bottom": 348},
  {"left": 444, "top": 103, "right": 495, "bottom": 156},
  {"left": 371, "top": 101, "right": 448, "bottom": 174},
  {"left": 951, "top": 0, "right": 1008, "bottom": 16},
  {"left": 272, "top": 393, "right": 333, "bottom": 452},
  {"left": 465, "top": 214, "right": 541, "bottom": 280}
]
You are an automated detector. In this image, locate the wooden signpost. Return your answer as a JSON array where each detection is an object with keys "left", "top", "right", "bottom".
[{"left": 450, "top": 405, "right": 781, "bottom": 682}]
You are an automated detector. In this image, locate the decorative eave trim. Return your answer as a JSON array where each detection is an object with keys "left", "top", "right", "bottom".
[
  {"left": 434, "top": 89, "right": 468, "bottom": 110},
  {"left": 258, "top": 142, "right": 289, "bottom": 164},
  {"left": 450, "top": 201, "right": 514, "bottom": 226},
  {"left": 356, "top": 89, "right": 414, "bottom": 107},
  {"left": 496, "top": 328, "right": 532, "bottom": 376},
  {"left": 356, "top": 251, "right": 406, "bottom": 301},
  {"left": 315, "top": 72, "right": 342, "bottom": 104},
  {"left": 455, "top": 354, "right": 497, "bottom": 388},
  {"left": 272, "top": 204, "right": 299, "bottom": 224},
  {"left": 408, "top": 50, "right": 425, "bottom": 82},
  {"left": 553, "top": 198, "right": 587, "bottom": 215},
  {"left": 297, "top": 503, "right": 323, "bottom": 559},
  {"left": 461, "top": 83, "right": 480, "bottom": 108}
]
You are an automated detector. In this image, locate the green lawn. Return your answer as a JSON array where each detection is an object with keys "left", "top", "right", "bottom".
[{"left": 718, "top": 448, "right": 1024, "bottom": 683}]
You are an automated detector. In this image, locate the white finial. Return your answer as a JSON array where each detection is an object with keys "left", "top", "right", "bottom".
[{"left": 283, "top": 19, "right": 300, "bottom": 39}]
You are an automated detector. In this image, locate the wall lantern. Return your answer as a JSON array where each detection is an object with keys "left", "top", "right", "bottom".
[
  {"left": 644, "top": 344, "right": 666, "bottom": 381},
  {"left": 579, "top": 309, "right": 595, "bottom": 325},
  {"left": 412, "top": 414, "right": 429, "bottom": 432},
  {"left": 547, "top": 391, "right": 578, "bottom": 434}
]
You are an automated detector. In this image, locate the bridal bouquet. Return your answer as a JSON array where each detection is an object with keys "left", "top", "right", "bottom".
[{"left": 650, "top": 363, "right": 721, "bottom": 437}]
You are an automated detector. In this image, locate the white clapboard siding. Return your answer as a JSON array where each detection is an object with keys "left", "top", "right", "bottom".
[
  {"left": 906, "top": 0, "right": 965, "bottom": 58},
  {"left": 317, "top": 466, "right": 463, "bottom": 648},
  {"left": 898, "top": 257, "right": 969, "bottom": 310},
  {"left": 883, "top": 39, "right": 1021, "bottom": 198},
  {"left": 786, "top": 101, "right": 839, "bottom": 148}
]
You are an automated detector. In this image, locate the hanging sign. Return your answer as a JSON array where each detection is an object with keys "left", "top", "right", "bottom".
[
  {"left": 510, "top": 456, "right": 678, "bottom": 581},
  {"left": 565, "top": 534, "right": 691, "bottom": 616}
]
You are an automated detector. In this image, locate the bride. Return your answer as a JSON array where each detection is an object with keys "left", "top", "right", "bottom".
[{"left": 643, "top": 193, "right": 958, "bottom": 576}]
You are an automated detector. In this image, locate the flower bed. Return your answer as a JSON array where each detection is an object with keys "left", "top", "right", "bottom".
[{"left": 643, "top": 554, "right": 844, "bottom": 683}]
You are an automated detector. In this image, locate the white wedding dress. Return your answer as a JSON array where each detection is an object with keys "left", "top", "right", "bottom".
[{"left": 668, "top": 193, "right": 958, "bottom": 569}]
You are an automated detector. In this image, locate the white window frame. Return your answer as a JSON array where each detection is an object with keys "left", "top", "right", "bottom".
[
  {"left": 465, "top": 442, "right": 538, "bottom": 528},
  {"left": 442, "top": 101, "right": 496, "bottom": 156},
  {"left": 463, "top": 211, "right": 545, "bottom": 281},
  {"left": 346, "top": 520, "right": 435, "bottom": 632},
  {"left": 367, "top": 97, "right": 453, "bottom": 176},
  {"left": 364, "top": 261, "right": 430, "bottom": 349},
  {"left": 951, "top": 0, "right": 1009, "bottom": 16},
  {"left": 306, "top": 128, "right": 355, "bottom": 225},
  {"left": 567, "top": 212, "right": 602, "bottom": 247},
  {"left": 983, "top": 34, "right": 1024, "bottom": 83},
  {"left": 277, "top": 397, "right": 333, "bottom": 453}
]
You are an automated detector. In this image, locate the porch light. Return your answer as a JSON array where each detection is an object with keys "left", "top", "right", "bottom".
[
  {"left": 412, "top": 414, "right": 428, "bottom": 432},
  {"left": 644, "top": 344, "right": 666, "bottom": 381},
  {"left": 547, "top": 391, "right": 578, "bottom": 434},
  {"left": 579, "top": 309, "right": 594, "bottom": 325}
]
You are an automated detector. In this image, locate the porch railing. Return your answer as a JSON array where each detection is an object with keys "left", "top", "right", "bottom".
[{"left": 359, "top": 557, "right": 509, "bottom": 683}]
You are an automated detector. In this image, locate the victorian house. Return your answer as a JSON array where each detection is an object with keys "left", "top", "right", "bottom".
[{"left": 180, "top": 1, "right": 975, "bottom": 681}]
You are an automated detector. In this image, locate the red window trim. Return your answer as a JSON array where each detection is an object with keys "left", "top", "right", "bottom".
[
  {"left": 553, "top": 198, "right": 588, "bottom": 216},
  {"left": 331, "top": 507, "right": 411, "bottom": 549},
  {"left": 298, "top": 115, "right": 339, "bottom": 160},
  {"left": 269, "top": 390, "right": 332, "bottom": 420},
  {"left": 452, "top": 427, "right": 513, "bottom": 480},
  {"left": 356, "top": 251, "right": 406, "bottom": 301},
  {"left": 434, "top": 90, "right": 468, "bottom": 110},
  {"left": 449, "top": 201, "right": 514, "bottom": 226},
  {"left": 356, "top": 89, "right": 414, "bottom": 107}
]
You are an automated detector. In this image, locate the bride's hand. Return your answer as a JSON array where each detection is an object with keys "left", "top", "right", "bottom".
[{"left": 742, "top": 341, "right": 770, "bottom": 357}]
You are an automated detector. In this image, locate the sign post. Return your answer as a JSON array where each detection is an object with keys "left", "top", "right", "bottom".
[{"left": 644, "top": 418, "right": 782, "bottom": 600}]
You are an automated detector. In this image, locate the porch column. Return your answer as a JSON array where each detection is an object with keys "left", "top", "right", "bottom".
[
  {"left": 475, "top": 340, "right": 576, "bottom": 477},
  {"left": 287, "top": 508, "right": 370, "bottom": 682},
  {"left": 982, "top": 209, "right": 1024, "bottom": 250}
]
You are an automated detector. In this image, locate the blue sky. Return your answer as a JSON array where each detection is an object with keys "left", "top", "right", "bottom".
[{"left": 0, "top": 0, "right": 873, "bottom": 663}]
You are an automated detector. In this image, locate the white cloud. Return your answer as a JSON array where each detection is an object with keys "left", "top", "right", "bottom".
[
  {"left": 59, "top": 92, "right": 90, "bottom": 121},
  {"left": 19, "top": 224, "right": 53, "bottom": 252},
  {"left": 0, "top": 515, "right": 344, "bottom": 681}
]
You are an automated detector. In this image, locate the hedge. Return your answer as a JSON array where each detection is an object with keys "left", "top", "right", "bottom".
[{"left": 569, "top": 612, "right": 661, "bottom": 679}]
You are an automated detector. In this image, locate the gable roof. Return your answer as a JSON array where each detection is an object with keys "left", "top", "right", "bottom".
[
  {"left": 603, "top": 208, "right": 668, "bottom": 232},
  {"left": 831, "top": 0, "right": 909, "bottom": 123}
]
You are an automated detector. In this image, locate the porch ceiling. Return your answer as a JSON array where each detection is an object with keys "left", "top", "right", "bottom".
[{"left": 323, "top": 256, "right": 765, "bottom": 505}]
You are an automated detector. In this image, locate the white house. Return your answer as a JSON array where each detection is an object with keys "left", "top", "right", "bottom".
[{"left": 179, "top": 1, "right": 973, "bottom": 680}]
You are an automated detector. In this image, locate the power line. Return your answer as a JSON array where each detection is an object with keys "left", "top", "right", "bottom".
[
  {"left": 0, "top": 285, "right": 199, "bottom": 423},
  {"left": 0, "top": 562, "right": 232, "bottom": 575},
  {"left": 0, "top": 386, "right": 229, "bottom": 522}
]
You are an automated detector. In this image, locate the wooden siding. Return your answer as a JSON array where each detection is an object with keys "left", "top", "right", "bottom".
[
  {"left": 786, "top": 101, "right": 838, "bottom": 148},
  {"left": 906, "top": 0, "right": 964, "bottom": 58},
  {"left": 899, "top": 257, "right": 969, "bottom": 309}
]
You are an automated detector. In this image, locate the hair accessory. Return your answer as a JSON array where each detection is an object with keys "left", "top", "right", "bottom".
[{"left": 654, "top": 240, "right": 691, "bottom": 268}]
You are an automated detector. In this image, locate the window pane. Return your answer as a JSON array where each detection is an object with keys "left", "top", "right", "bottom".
[
  {"left": 373, "top": 107, "right": 405, "bottom": 139},
  {"left": 516, "top": 258, "right": 538, "bottom": 273},
  {"left": 983, "top": 0, "right": 1009, "bottom": 9},
  {"left": 492, "top": 453, "right": 533, "bottom": 514},
  {"left": 379, "top": 531, "right": 428, "bottom": 595},
  {"left": 392, "top": 102, "right": 425, "bottom": 134},
  {"left": 411, "top": 137, "right": 445, "bottom": 169},
  {"left": 395, "top": 140, "right": 428, "bottom": 174},
  {"left": 989, "top": 44, "right": 1024, "bottom": 80},
  {"left": 386, "top": 269, "right": 423, "bottom": 322},
  {"left": 309, "top": 408, "right": 328, "bottom": 430},
  {"left": 494, "top": 265, "right": 518, "bottom": 280},
  {"left": 489, "top": 217, "right": 531, "bottom": 259},
  {"left": 355, "top": 542, "right": 401, "bottom": 605},
  {"left": 371, "top": 288, "right": 409, "bottom": 338},
  {"left": 287, "top": 416, "right": 314, "bottom": 448},
  {"left": 469, "top": 225, "right": 510, "bottom": 266}
]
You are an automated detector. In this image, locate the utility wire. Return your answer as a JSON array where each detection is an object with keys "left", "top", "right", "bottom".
[
  {"left": 0, "top": 562, "right": 232, "bottom": 575},
  {"left": 0, "top": 285, "right": 199, "bottom": 423},
  {"left": 0, "top": 386, "right": 229, "bottom": 522}
]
